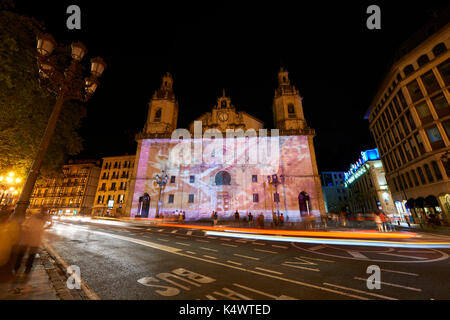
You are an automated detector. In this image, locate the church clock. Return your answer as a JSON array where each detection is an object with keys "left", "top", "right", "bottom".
[{"left": 218, "top": 111, "right": 229, "bottom": 122}]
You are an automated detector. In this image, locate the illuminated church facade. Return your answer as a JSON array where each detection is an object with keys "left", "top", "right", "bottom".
[{"left": 125, "top": 69, "right": 325, "bottom": 221}]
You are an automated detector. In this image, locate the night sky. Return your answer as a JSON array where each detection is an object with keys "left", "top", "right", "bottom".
[{"left": 12, "top": 1, "right": 450, "bottom": 172}]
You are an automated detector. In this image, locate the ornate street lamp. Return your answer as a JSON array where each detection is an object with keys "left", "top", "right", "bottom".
[
  {"left": 12, "top": 33, "right": 106, "bottom": 222},
  {"left": 154, "top": 170, "right": 169, "bottom": 218},
  {"left": 267, "top": 174, "right": 285, "bottom": 218}
]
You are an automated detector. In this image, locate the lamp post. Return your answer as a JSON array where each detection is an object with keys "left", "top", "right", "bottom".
[
  {"left": 13, "top": 33, "right": 106, "bottom": 222},
  {"left": 267, "top": 174, "right": 285, "bottom": 218},
  {"left": 154, "top": 170, "right": 169, "bottom": 218},
  {"left": 0, "top": 172, "right": 22, "bottom": 207}
]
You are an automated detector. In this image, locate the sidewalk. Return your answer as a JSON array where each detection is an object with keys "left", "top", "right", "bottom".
[{"left": 0, "top": 247, "right": 84, "bottom": 300}]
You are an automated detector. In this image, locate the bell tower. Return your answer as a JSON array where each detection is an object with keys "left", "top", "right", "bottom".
[
  {"left": 142, "top": 72, "right": 178, "bottom": 138},
  {"left": 272, "top": 68, "right": 307, "bottom": 134}
]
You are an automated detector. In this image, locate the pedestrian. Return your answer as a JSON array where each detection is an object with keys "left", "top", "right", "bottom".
[
  {"left": 379, "top": 212, "right": 387, "bottom": 232},
  {"left": 213, "top": 211, "right": 218, "bottom": 226},
  {"left": 404, "top": 215, "right": 411, "bottom": 227},
  {"left": 0, "top": 209, "right": 19, "bottom": 281},
  {"left": 374, "top": 213, "right": 383, "bottom": 232},
  {"left": 272, "top": 212, "right": 278, "bottom": 227},
  {"left": 234, "top": 210, "right": 240, "bottom": 226},
  {"left": 14, "top": 208, "right": 52, "bottom": 274},
  {"left": 321, "top": 214, "right": 328, "bottom": 229},
  {"left": 248, "top": 212, "right": 253, "bottom": 226},
  {"left": 182, "top": 211, "right": 186, "bottom": 223},
  {"left": 279, "top": 213, "right": 284, "bottom": 226},
  {"left": 211, "top": 211, "right": 215, "bottom": 226}
]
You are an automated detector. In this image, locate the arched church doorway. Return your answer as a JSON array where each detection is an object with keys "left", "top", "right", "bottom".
[
  {"left": 140, "top": 193, "right": 150, "bottom": 218},
  {"left": 215, "top": 171, "right": 231, "bottom": 186},
  {"left": 298, "top": 191, "right": 311, "bottom": 217}
]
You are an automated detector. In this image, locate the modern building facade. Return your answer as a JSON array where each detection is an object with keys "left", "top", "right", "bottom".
[
  {"left": 125, "top": 69, "right": 326, "bottom": 221},
  {"left": 321, "top": 172, "right": 349, "bottom": 213},
  {"left": 365, "top": 21, "right": 450, "bottom": 225},
  {"left": 344, "top": 149, "right": 397, "bottom": 218},
  {"left": 92, "top": 155, "right": 135, "bottom": 217},
  {"left": 29, "top": 159, "right": 101, "bottom": 215}
]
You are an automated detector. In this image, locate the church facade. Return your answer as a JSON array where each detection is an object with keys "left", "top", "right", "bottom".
[{"left": 125, "top": 69, "right": 325, "bottom": 221}]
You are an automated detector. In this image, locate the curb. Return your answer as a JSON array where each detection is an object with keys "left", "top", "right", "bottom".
[{"left": 42, "top": 240, "right": 101, "bottom": 300}]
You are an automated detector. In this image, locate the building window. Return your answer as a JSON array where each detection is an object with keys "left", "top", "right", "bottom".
[
  {"left": 170, "top": 176, "right": 176, "bottom": 183},
  {"left": 405, "top": 171, "right": 413, "bottom": 188},
  {"left": 287, "top": 103, "right": 296, "bottom": 118},
  {"left": 415, "top": 101, "right": 433, "bottom": 124},
  {"left": 101, "top": 183, "right": 106, "bottom": 191},
  {"left": 188, "top": 194, "right": 194, "bottom": 203},
  {"left": 431, "top": 93, "right": 450, "bottom": 117},
  {"left": 215, "top": 171, "right": 231, "bottom": 186},
  {"left": 421, "top": 70, "right": 440, "bottom": 94},
  {"left": 400, "top": 116, "right": 410, "bottom": 135},
  {"left": 168, "top": 194, "right": 174, "bottom": 203},
  {"left": 110, "top": 182, "right": 116, "bottom": 191},
  {"left": 443, "top": 120, "right": 450, "bottom": 140},
  {"left": 406, "top": 80, "right": 424, "bottom": 102},
  {"left": 252, "top": 175, "right": 257, "bottom": 183},
  {"left": 426, "top": 126, "right": 444, "bottom": 150},
  {"left": 437, "top": 59, "right": 450, "bottom": 86},
  {"left": 104, "top": 162, "right": 108, "bottom": 169},
  {"left": 154, "top": 108, "right": 162, "bottom": 122},
  {"left": 403, "top": 64, "right": 415, "bottom": 77},
  {"left": 410, "top": 169, "right": 419, "bottom": 186},
  {"left": 433, "top": 43, "right": 447, "bottom": 57},
  {"left": 415, "top": 133, "right": 426, "bottom": 154},
  {"left": 424, "top": 164, "right": 434, "bottom": 183},
  {"left": 97, "top": 196, "right": 102, "bottom": 204},
  {"left": 417, "top": 54, "right": 430, "bottom": 67},
  {"left": 417, "top": 167, "right": 426, "bottom": 185},
  {"left": 253, "top": 193, "right": 259, "bottom": 203},
  {"left": 189, "top": 175, "right": 195, "bottom": 183},
  {"left": 405, "top": 110, "right": 416, "bottom": 131},
  {"left": 431, "top": 161, "right": 443, "bottom": 181},
  {"left": 118, "top": 194, "right": 124, "bottom": 203}
]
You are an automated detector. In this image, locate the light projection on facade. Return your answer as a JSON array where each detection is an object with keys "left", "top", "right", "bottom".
[{"left": 126, "top": 69, "right": 325, "bottom": 221}]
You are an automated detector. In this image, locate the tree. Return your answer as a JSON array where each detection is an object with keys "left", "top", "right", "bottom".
[{"left": 0, "top": 5, "right": 86, "bottom": 179}]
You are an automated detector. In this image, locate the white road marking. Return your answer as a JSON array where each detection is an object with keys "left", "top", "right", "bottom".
[
  {"left": 226, "top": 260, "right": 242, "bottom": 266},
  {"left": 234, "top": 254, "right": 260, "bottom": 261},
  {"left": 175, "top": 242, "right": 190, "bottom": 246},
  {"left": 298, "top": 256, "right": 335, "bottom": 263},
  {"left": 381, "top": 269, "right": 419, "bottom": 276},
  {"left": 54, "top": 222, "right": 369, "bottom": 300},
  {"left": 170, "top": 230, "right": 178, "bottom": 234},
  {"left": 308, "top": 245, "right": 326, "bottom": 251},
  {"left": 157, "top": 229, "right": 164, "bottom": 232},
  {"left": 203, "top": 255, "right": 218, "bottom": 260},
  {"left": 272, "top": 245, "right": 288, "bottom": 249},
  {"left": 281, "top": 264, "right": 320, "bottom": 272},
  {"left": 157, "top": 238, "right": 169, "bottom": 242},
  {"left": 186, "top": 231, "right": 193, "bottom": 236},
  {"left": 175, "top": 236, "right": 188, "bottom": 239},
  {"left": 196, "top": 239, "right": 209, "bottom": 243},
  {"left": 347, "top": 250, "right": 368, "bottom": 259},
  {"left": 200, "top": 247, "right": 219, "bottom": 252},
  {"left": 378, "top": 252, "right": 427, "bottom": 260},
  {"left": 397, "top": 250, "right": 434, "bottom": 253},
  {"left": 254, "top": 267, "right": 283, "bottom": 275},
  {"left": 254, "top": 249, "right": 278, "bottom": 254},
  {"left": 253, "top": 242, "right": 265, "bottom": 246},
  {"left": 233, "top": 283, "right": 279, "bottom": 298},
  {"left": 354, "top": 277, "right": 422, "bottom": 292},
  {"left": 323, "top": 283, "right": 398, "bottom": 300},
  {"left": 221, "top": 243, "right": 238, "bottom": 247},
  {"left": 186, "top": 251, "right": 196, "bottom": 255}
]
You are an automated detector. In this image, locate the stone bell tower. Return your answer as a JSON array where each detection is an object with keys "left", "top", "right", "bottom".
[
  {"left": 141, "top": 72, "right": 178, "bottom": 138},
  {"left": 272, "top": 67, "right": 308, "bottom": 135}
]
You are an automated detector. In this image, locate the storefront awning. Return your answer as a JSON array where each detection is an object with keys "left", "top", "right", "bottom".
[{"left": 424, "top": 195, "right": 439, "bottom": 208}]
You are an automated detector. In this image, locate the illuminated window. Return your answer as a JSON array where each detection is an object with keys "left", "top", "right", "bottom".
[
  {"left": 426, "top": 126, "right": 444, "bottom": 150},
  {"left": 188, "top": 194, "right": 194, "bottom": 203},
  {"left": 118, "top": 194, "right": 124, "bottom": 203}
]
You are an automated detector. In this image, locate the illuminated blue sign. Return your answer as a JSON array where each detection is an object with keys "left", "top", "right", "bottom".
[{"left": 344, "top": 148, "right": 380, "bottom": 182}]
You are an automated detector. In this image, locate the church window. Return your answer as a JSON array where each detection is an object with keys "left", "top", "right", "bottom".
[
  {"left": 170, "top": 176, "right": 176, "bottom": 183},
  {"left": 253, "top": 194, "right": 259, "bottom": 203},
  {"left": 168, "top": 194, "right": 174, "bottom": 203},
  {"left": 288, "top": 104, "right": 296, "bottom": 118},
  {"left": 252, "top": 175, "right": 257, "bottom": 183},
  {"left": 188, "top": 194, "right": 194, "bottom": 203},
  {"left": 215, "top": 171, "right": 231, "bottom": 185},
  {"left": 190, "top": 175, "right": 195, "bottom": 183},
  {"left": 154, "top": 108, "right": 162, "bottom": 122},
  {"left": 221, "top": 100, "right": 227, "bottom": 108}
]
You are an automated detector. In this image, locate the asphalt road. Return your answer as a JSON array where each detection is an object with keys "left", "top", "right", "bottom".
[{"left": 44, "top": 218, "right": 450, "bottom": 300}]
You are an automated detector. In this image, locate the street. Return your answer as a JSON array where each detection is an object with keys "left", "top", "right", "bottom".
[{"left": 44, "top": 218, "right": 450, "bottom": 300}]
